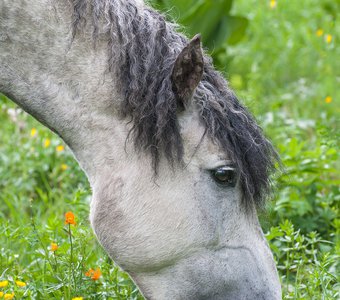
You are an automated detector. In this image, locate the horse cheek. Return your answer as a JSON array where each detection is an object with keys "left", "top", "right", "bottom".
[{"left": 90, "top": 176, "right": 127, "bottom": 262}]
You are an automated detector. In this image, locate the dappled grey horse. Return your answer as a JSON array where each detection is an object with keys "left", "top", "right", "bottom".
[{"left": 0, "top": 0, "right": 282, "bottom": 298}]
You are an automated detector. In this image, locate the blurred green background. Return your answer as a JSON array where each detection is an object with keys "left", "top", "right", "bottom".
[{"left": 0, "top": 0, "right": 339, "bottom": 299}]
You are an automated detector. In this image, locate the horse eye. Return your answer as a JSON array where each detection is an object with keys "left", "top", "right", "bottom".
[{"left": 211, "top": 167, "right": 237, "bottom": 187}]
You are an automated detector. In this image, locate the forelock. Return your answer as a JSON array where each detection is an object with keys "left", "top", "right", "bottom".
[{"left": 70, "top": 0, "right": 279, "bottom": 206}]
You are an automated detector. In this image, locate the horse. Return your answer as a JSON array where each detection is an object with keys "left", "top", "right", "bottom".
[{"left": 0, "top": 0, "right": 282, "bottom": 298}]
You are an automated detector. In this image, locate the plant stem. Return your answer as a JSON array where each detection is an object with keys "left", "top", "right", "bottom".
[{"left": 68, "top": 224, "right": 77, "bottom": 291}]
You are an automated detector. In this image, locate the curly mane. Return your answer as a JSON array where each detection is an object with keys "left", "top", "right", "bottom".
[{"left": 70, "top": 0, "right": 279, "bottom": 206}]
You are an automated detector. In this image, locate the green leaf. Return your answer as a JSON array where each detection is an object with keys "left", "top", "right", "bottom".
[
  {"left": 224, "top": 16, "right": 249, "bottom": 45},
  {"left": 181, "top": 0, "right": 233, "bottom": 36},
  {"left": 148, "top": 0, "right": 248, "bottom": 52},
  {"left": 206, "top": 15, "right": 249, "bottom": 50}
]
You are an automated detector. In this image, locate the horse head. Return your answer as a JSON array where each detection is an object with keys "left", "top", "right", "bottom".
[{"left": 0, "top": 0, "right": 281, "bottom": 298}]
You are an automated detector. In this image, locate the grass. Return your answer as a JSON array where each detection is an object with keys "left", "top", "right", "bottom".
[{"left": 0, "top": 0, "right": 339, "bottom": 299}]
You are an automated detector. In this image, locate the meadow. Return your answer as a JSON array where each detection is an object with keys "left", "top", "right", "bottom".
[{"left": 0, "top": 0, "right": 339, "bottom": 299}]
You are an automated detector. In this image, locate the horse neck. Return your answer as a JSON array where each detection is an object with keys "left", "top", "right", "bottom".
[{"left": 0, "top": 1, "right": 127, "bottom": 183}]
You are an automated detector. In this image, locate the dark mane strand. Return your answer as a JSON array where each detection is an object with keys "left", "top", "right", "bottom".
[
  {"left": 71, "top": 0, "right": 279, "bottom": 206},
  {"left": 198, "top": 64, "right": 279, "bottom": 205}
]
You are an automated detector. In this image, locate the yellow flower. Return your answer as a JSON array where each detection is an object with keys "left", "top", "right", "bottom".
[
  {"left": 61, "top": 164, "right": 68, "bottom": 171},
  {"left": 30, "top": 128, "right": 37, "bottom": 137},
  {"left": 50, "top": 242, "right": 58, "bottom": 252},
  {"left": 270, "top": 0, "right": 277, "bottom": 9},
  {"left": 4, "top": 293, "right": 14, "bottom": 300},
  {"left": 15, "top": 280, "right": 26, "bottom": 287},
  {"left": 325, "top": 34, "right": 333, "bottom": 44},
  {"left": 325, "top": 34, "right": 332, "bottom": 43},
  {"left": 0, "top": 292, "right": 3, "bottom": 297},
  {"left": 44, "top": 139, "right": 51, "bottom": 148},
  {"left": 0, "top": 281, "right": 8, "bottom": 288},
  {"left": 72, "top": 297, "right": 83, "bottom": 300},
  {"left": 325, "top": 96, "right": 332, "bottom": 103},
  {"left": 316, "top": 29, "right": 323, "bottom": 37},
  {"left": 56, "top": 145, "right": 65, "bottom": 152}
]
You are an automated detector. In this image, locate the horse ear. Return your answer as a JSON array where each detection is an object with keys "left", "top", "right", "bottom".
[{"left": 171, "top": 34, "right": 204, "bottom": 110}]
